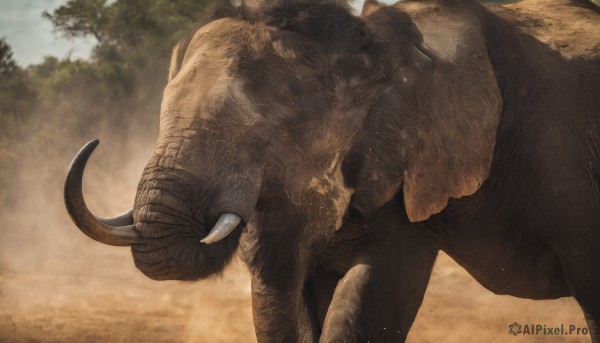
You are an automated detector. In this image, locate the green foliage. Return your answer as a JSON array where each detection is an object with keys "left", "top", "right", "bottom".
[
  {"left": 0, "top": 38, "right": 36, "bottom": 122},
  {"left": 0, "top": 39, "right": 33, "bottom": 207},
  {"left": 42, "top": 0, "right": 108, "bottom": 41},
  {"left": 42, "top": 0, "right": 217, "bottom": 120},
  {"left": 0, "top": 38, "right": 19, "bottom": 76},
  {"left": 44, "top": 0, "right": 216, "bottom": 88},
  {"left": 8, "top": 0, "right": 219, "bottom": 138},
  {"left": 0, "top": 0, "right": 217, "bottom": 210}
]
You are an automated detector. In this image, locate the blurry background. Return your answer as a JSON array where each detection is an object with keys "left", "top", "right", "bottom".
[{"left": 0, "top": 0, "right": 592, "bottom": 342}]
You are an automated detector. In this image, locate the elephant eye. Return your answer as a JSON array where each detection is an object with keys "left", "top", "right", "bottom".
[{"left": 250, "top": 135, "right": 270, "bottom": 159}]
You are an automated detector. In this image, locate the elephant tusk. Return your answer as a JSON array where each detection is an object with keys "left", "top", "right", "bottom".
[
  {"left": 64, "top": 139, "right": 140, "bottom": 246},
  {"left": 200, "top": 213, "right": 241, "bottom": 244}
]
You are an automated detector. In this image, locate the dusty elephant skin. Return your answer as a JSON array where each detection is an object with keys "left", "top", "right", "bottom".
[{"left": 63, "top": 0, "right": 600, "bottom": 342}]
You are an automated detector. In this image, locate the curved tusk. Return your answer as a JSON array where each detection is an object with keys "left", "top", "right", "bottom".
[
  {"left": 200, "top": 213, "right": 241, "bottom": 244},
  {"left": 64, "top": 139, "right": 140, "bottom": 246}
]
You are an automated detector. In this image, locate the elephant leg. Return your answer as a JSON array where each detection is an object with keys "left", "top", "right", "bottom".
[
  {"left": 584, "top": 310, "right": 600, "bottom": 343},
  {"left": 564, "top": 273, "right": 600, "bottom": 343},
  {"left": 556, "top": 237, "right": 600, "bottom": 343},
  {"left": 320, "top": 203, "right": 438, "bottom": 343},
  {"left": 308, "top": 266, "right": 344, "bottom": 329},
  {"left": 250, "top": 274, "right": 320, "bottom": 343}
]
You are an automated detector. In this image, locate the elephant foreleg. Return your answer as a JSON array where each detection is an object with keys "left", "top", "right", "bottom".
[
  {"left": 554, "top": 226, "right": 600, "bottom": 343},
  {"left": 584, "top": 310, "right": 600, "bottom": 343},
  {"left": 250, "top": 273, "right": 320, "bottom": 343},
  {"left": 320, "top": 203, "right": 438, "bottom": 343}
]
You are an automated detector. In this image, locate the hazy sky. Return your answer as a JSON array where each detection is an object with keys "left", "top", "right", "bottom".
[
  {"left": 0, "top": 0, "right": 96, "bottom": 66},
  {"left": 0, "top": 0, "right": 395, "bottom": 67}
]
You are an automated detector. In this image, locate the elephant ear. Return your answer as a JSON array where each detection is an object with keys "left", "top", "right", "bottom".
[
  {"left": 168, "top": 0, "right": 238, "bottom": 81},
  {"left": 346, "top": 2, "right": 502, "bottom": 222},
  {"left": 399, "top": 2, "right": 502, "bottom": 222}
]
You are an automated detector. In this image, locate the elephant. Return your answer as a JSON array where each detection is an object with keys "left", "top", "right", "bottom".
[{"left": 64, "top": 0, "right": 600, "bottom": 341}]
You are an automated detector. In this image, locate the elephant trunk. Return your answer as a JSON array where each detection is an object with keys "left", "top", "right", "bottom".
[
  {"left": 64, "top": 139, "right": 251, "bottom": 281},
  {"left": 130, "top": 149, "right": 254, "bottom": 281}
]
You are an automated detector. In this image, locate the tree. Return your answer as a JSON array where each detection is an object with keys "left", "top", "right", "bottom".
[
  {"left": 41, "top": 0, "right": 218, "bottom": 128},
  {"left": 0, "top": 0, "right": 218, "bottom": 205},
  {"left": 0, "top": 38, "right": 35, "bottom": 122},
  {"left": 42, "top": 0, "right": 108, "bottom": 42},
  {"left": 0, "top": 39, "right": 36, "bottom": 208},
  {"left": 0, "top": 38, "right": 19, "bottom": 77}
]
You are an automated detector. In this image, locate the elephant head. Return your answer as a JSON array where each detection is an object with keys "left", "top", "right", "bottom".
[{"left": 64, "top": 0, "right": 501, "bottom": 283}]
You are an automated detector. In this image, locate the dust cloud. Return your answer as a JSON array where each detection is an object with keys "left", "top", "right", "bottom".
[{"left": 0, "top": 125, "right": 257, "bottom": 342}]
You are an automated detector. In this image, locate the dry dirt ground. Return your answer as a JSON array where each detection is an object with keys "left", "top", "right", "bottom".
[
  {"left": 1, "top": 0, "right": 599, "bottom": 342},
  {"left": 0, "top": 251, "right": 589, "bottom": 343}
]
